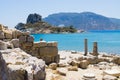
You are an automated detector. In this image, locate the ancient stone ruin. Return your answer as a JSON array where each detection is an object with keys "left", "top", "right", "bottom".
[
  {"left": 84, "top": 39, "right": 88, "bottom": 56},
  {"left": 0, "top": 24, "right": 59, "bottom": 64},
  {"left": 0, "top": 24, "right": 59, "bottom": 80},
  {"left": 91, "top": 42, "right": 99, "bottom": 56},
  {"left": 19, "top": 35, "right": 59, "bottom": 64}
]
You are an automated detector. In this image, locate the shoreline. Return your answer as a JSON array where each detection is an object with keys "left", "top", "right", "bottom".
[{"left": 58, "top": 50, "right": 120, "bottom": 56}]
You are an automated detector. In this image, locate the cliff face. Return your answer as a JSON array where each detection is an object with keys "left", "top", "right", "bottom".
[{"left": 27, "top": 13, "right": 42, "bottom": 24}]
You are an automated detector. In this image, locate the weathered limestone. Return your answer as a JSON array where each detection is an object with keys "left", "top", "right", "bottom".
[
  {"left": 102, "top": 75, "right": 117, "bottom": 80},
  {"left": 97, "top": 62, "right": 111, "bottom": 70},
  {"left": 0, "top": 40, "right": 7, "bottom": 50},
  {"left": 3, "top": 29, "right": 13, "bottom": 39},
  {"left": 10, "top": 39, "right": 19, "bottom": 48},
  {"left": 0, "top": 40, "right": 19, "bottom": 50},
  {"left": 27, "top": 35, "right": 34, "bottom": 42},
  {"left": 49, "top": 63, "right": 57, "bottom": 70},
  {"left": 67, "top": 66, "right": 78, "bottom": 71},
  {"left": 0, "top": 24, "right": 4, "bottom": 30},
  {"left": 0, "top": 24, "right": 59, "bottom": 64},
  {"left": 1, "top": 48, "right": 46, "bottom": 80},
  {"left": 58, "top": 61, "right": 69, "bottom": 67},
  {"left": 19, "top": 35, "right": 59, "bottom": 64},
  {"left": 0, "top": 52, "right": 9, "bottom": 80},
  {"left": 6, "top": 42, "right": 14, "bottom": 49},
  {"left": 0, "top": 25, "right": 27, "bottom": 40},
  {"left": 0, "top": 24, "right": 60, "bottom": 80},
  {"left": 57, "top": 68, "right": 67, "bottom": 76},
  {"left": 8, "top": 68, "right": 28, "bottom": 80},
  {"left": 79, "top": 60, "right": 89, "bottom": 69},
  {"left": 47, "top": 42, "right": 58, "bottom": 47},
  {"left": 85, "top": 55, "right": 98, "bottom": 64},
  {"left": 0, "top": 31, "right": 5, "bottom": 39},
  {"left": 103, "top": 69, "right": 120, "bottom": 77},
  {"left": 83, "top": 73, "right": 96, "bottom": 80},
  {"left": 112, "top": 56, "right": 120, "bottom": 65}
]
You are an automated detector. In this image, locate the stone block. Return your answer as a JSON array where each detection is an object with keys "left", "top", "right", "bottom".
[
  {"left": 0, "top": 24, "right": 3, "bottom": 30},
  {"left": 23, "top": 31, "right": 30, "bottom": 36},
  {"left": 33, "top": 70, "right": 46, "bottom": 80},
  {"left": 49, "top": 63, "right": 57, "bottom": 70},
  {"left": 10, "top": 39, "right": 19, "bottom": 48},
  {"left": 43, "top": 56, "right": 52, "bottom": 64},
  {"left": 54, "top": 54, "right": 60, "bottom": 63},
  {"left": 103, "top": 75, "right": 117, "bottom": 80},
  {"left": 0, "top": 52, "right": 9, "bottom": 80},
  {"left": 27, "top": 36, "right": 34, "bottom": 42},
  {"left": 83, "top": 73, "right": 96, "bottom": 80},
  {"left": 39, "top": 47, "right": 58, "bottom": 57},
  {"left": 103, "top": 69, "right": 120, "bottom": 77},
  {"left": 12, "top": 30, "right": 17, "bottom": 39},
  {"left": 1, "top": 48, "right": 46, "bottom": 80},
  {"left": 15, "top": 30, "right": 23, "bottom": 38},
  {"left": 19, "top": 36, "right": 26, "bottom": 43},
  {"left": 79, "top": 60, "right": 89, "bottom": 69},
  {"left": 0, "top": 40, "right": 7, "bottom": 50},
  {"left": 32, "top": 48, "right": 39, "bottom": 55},
  {"left": 57, "top": 68, "right": 67, "bottom": 76},
  {"left": 34, "top": 41, "right": 47, "bottom": 48},
  {"left": 112, "top": 57, "right": 120, "bottom": 65},
  {"left": 6, "top": 42, "right": 14, "bottom": 49},
  {"left": 68, "top": 66, "right": 78, "bottom": 71},
  {"left": 47, "top": 42, "right": 57, "bottom": 47},
  {"left": 0, "top": 31, "right": 5, "bottom": 39},
  {"left": 4, "top": 30, "right": 13, "bottom": 39},
  {"left": 24, "top": 42, "right": 33, "bottom": 47},
  {"left": 86, "top": 56, "right": 98, "bottom": 64},
  {"left": 9, "top": 69, "right": 28, "bottom": 80}
]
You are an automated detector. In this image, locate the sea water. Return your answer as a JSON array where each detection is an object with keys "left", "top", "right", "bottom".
[{"left": 31, "top": 30, "right": 120, "bottom": 54}]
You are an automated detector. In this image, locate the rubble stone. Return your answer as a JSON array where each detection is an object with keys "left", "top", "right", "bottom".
[
  {"left": 79, "top": 60, "right": 89, "bottom": 69},
  {"left": 0, "top": 40, "right": 7, "bottom": 50},
  {"left": 49, "top": 63, "right": 57, "bottom": 70}
]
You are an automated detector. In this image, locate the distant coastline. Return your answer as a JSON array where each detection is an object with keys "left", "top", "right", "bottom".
[{"left": 89, "top": 30, "right": 120, "bottom": 32}]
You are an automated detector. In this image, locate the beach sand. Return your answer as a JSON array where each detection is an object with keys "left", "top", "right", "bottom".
[{"left": 45, "top": 51, "right": 120, "bottom": 80}]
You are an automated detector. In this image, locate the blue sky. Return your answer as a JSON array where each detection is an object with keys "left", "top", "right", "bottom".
[{"left": 0, "top": 0, "right": 120, "bottom": 28}]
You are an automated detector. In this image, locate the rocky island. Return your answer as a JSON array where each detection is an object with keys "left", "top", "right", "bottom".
[
  {"left": 0, "top": 23, "right": 120, "bottom": 80},
  {"left": 15, "top": 13, "right": 77, "bottom": 34}
]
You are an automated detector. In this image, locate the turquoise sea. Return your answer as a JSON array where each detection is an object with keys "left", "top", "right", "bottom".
[{"left": 32, "top": 30, "right": 120, "bottom": 54}]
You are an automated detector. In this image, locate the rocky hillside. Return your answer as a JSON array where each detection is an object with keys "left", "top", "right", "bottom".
[
  {"left": 43, "top": 12, "right": 120, "bottom": 30},
  {"left": 15, "top": 13, "right": 77, "bottom": 33}
]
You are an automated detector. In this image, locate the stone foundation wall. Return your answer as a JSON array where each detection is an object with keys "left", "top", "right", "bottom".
[
  {"left": 0, "top": 24, "right": 59, "bottom": 64},
  {"left": 19, "top": 35, "right": 59, "bottom": 64}
]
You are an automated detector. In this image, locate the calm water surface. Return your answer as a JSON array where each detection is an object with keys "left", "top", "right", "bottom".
[{"left": 32, "top": 31, "right": 120, "bottom": 54}]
